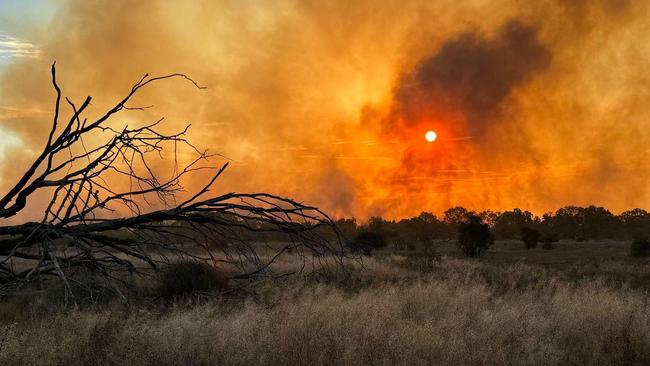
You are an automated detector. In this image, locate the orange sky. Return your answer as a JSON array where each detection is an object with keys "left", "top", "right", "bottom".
[{"left": 1, "top": 0, "right": 650, "bottom": 220}]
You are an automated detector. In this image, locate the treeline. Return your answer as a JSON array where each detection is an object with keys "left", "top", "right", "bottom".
[{"left": 336, "top": 206, "right": 650, "bottom": 247}]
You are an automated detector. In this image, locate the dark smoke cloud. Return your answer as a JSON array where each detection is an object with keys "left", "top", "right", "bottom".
[{"left": 393, "top": 20, "right": 551, "bottom": 137}]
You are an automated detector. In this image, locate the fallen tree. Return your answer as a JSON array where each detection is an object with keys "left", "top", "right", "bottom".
[{"left": 0, "top": 63, "right": 345, "bottom": 297}]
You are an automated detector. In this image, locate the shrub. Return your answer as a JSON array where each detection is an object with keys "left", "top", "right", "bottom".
[
  {"left": 158, "top": 261, "right": 229, "bottom": 299},
  {"left": 348, "top": 231, "right": 387, "bottom": 256},
  {"left": 541, "top": 241, "right": 554, "bottom": 250},
  {"left": 541, "top": 233, "right": 559, "bottom": 250},
  {"left": 520, "top": 227, "right": 541, "bottom": 250},
  {"left": 0, "top": 301, "right": 28, "bottom": 324},
  {"left": 458, "top": 215, "right": 492, "bottom": 258},
  {"left": 630, "top": 238, "right": 650, "bottom": 257}
]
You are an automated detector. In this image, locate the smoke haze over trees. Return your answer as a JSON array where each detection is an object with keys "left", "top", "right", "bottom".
[
  {"left": 3, "top": 1, "right": 650, "bottom": 220},
  {"left": 335, "top": 205, "right": 650, "bottom": 249}
]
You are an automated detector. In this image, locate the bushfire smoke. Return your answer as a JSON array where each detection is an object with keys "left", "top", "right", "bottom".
[{"left": 1, "top": 0, "right": 649, "bottom": 220}]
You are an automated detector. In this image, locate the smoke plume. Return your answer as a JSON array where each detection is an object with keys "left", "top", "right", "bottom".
[{"left": 1, "top": 0, "right": 649, "bottom": 220}]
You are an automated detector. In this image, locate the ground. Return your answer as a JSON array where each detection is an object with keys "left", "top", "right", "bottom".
[
  {"left": 437, "top": 239, "right": 650, "bottom": 266},
  {"left": 1, "top": 239, "right": 650, "bottom": 365}
]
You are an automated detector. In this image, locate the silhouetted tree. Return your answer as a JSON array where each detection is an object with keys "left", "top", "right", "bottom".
[
  {"left": 444, "top": 207, "right": 473, "bottom": 224},
  {"left": 581, "top": 206, "right": 620, "bottom": 239},
  {"left": 520, "top": 227, "right": 541, "bottom": 250},
  {"left": 543, "top": 205, "right": 621, "bottom": 240},
  {"left": 335, "top": 218, "right": 358, "bottom": 240},
  {"left": 457, "top": 215, "right": 492, "bottom": 258},
  {"left": 550, "top": 206, "right": 584, "bottom": 239},
  {"left": 414, "top": 212, "right": 443, "bottom": 248},
  {"left": 493, "top": 208, "right": 537, "bottom": 239},
  {"left": 620, "top": 209, "right": 650, "bottom": 239},
  {"left": 367, "top": 216, "right": 385, "bottom": 234},
  {"left": 478, "top": 210, "right": 499, "bottom": 228},
  {"left": 348, "top": 231, "right": 387, "bottom": 256},
  {"left": 444, "top": 207, "right": 474, "bottom": 238}
]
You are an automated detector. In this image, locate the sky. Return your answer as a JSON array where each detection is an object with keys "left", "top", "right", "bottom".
[{"left": 1, "top": 0, "right": 650, "bottom": 220}]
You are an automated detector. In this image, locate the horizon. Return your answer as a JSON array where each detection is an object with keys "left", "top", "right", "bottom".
[{"left": 333, "top": 205, "right": 650, "bottom": 223}]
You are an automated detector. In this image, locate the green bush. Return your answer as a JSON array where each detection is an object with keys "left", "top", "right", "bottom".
[
  {"left": 630, "top": 238, "right": 650, "bottom": 257},
  {"left": 158, "top": 261, "right": 229, "bottom": 299}
]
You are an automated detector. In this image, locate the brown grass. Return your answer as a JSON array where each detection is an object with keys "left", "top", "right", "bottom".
[{"left": 2, "top": 250, "right": 650, "bottom": 365}]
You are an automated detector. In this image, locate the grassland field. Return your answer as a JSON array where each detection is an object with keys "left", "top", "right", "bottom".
[{"left": 2, "top": 239, "right": 650, "bottom": 365}]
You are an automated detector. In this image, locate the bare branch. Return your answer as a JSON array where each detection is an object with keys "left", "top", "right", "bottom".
[{"left": 0, "top": 64, "right": 346, "bottom": 296}]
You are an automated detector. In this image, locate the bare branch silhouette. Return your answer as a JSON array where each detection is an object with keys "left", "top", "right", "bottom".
[{"left": 0, "top": 63, "right": 345, "bottom": 296}]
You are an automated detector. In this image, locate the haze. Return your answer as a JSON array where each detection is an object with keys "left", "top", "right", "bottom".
[{"left": 1, "top": 0, "right": 649, "bottom": 220}]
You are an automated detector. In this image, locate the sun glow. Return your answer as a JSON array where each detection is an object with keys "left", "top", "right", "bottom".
[
  {"left": 425, "top": 130, "right": 437, "bottom": 142},
  {"left": 0, "top": 128, "right": 19, "bottom": 160}
]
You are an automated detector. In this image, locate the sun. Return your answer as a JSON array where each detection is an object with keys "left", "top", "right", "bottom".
[{"left": 425, "top": 130, "right": 437, "bottom": 142}]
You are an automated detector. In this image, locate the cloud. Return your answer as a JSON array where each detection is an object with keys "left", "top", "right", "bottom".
[
  {"left": 0, "top": 33, "right": 40, "bottom": 61},
  {"left": 0, "top": 127, "right": 19, "bottom": 162}
]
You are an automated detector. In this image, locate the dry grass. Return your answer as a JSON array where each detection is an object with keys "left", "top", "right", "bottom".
[{"left": 2, "top": 254, "right": 650, "bottom": 365}]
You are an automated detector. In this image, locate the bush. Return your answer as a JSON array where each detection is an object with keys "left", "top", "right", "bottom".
[
  {"left": 158, "top": 261, "right": 229, "bottom": 299},
  {"left": 520, "top": 227, "right": 541, "bottom": 250},
  {"left": 348, "top": 231, "right": 387, "bottom": 256},
  {"left": 541, "top": 233, "right": 559, "bottom": 250},
  {"left": 630, "top": 238, "right": 650, "bottom": 257},
  {"left": 0, "top": 301, "right": 28, "bottom": 324},
  {"left": 458, "top": 215, "right": 492, "bottom": 258}
]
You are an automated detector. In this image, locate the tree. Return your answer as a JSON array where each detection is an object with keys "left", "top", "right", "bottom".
[
  {"left": 367, "top": 216, "right": 387, "bottom": 234},
  {"left": 619, "top": 209, "right": 650, "bottom": 239},
  {"left": 414, "top": 211, "right": 441, "bottom": 248},
  {"left": 550, "top": 206, "right": 584, "bottom": 239},
  {"left": 335, "top": 218, "right": 358, "bottom": 240},
  {"left": 581, "top": 206, "right": 620, "bottom": 239},
  {"left": 493, "top": 208, "right": 536, "bottom": 239},
  {"left": 544, "top": 205, "right": 621, "bottom": 240},
  {"left": 520, "top": 227, "right": 541, "bottom": 250},
  {"left": 347, "top": 231, "right": 387, "bottom": 256},
  {"left": 478, "top": 210, "right": 499, "bottom": 228},
  {"left": 457, "top": 215, "right": 492, "bottom": 258},
  {"left": 0, "top": 64, "right": 345, "bottom": 297},
  {"left": 444, "top": 206, "right": 473, "bottom": 224},
  {"left": 444, "top": 206, "right": 474, "bottom": 238}
]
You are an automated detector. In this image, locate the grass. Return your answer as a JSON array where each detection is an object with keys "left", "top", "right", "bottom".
[{"left": 2, "top": 241, "right": 650, "bottom": 365}]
